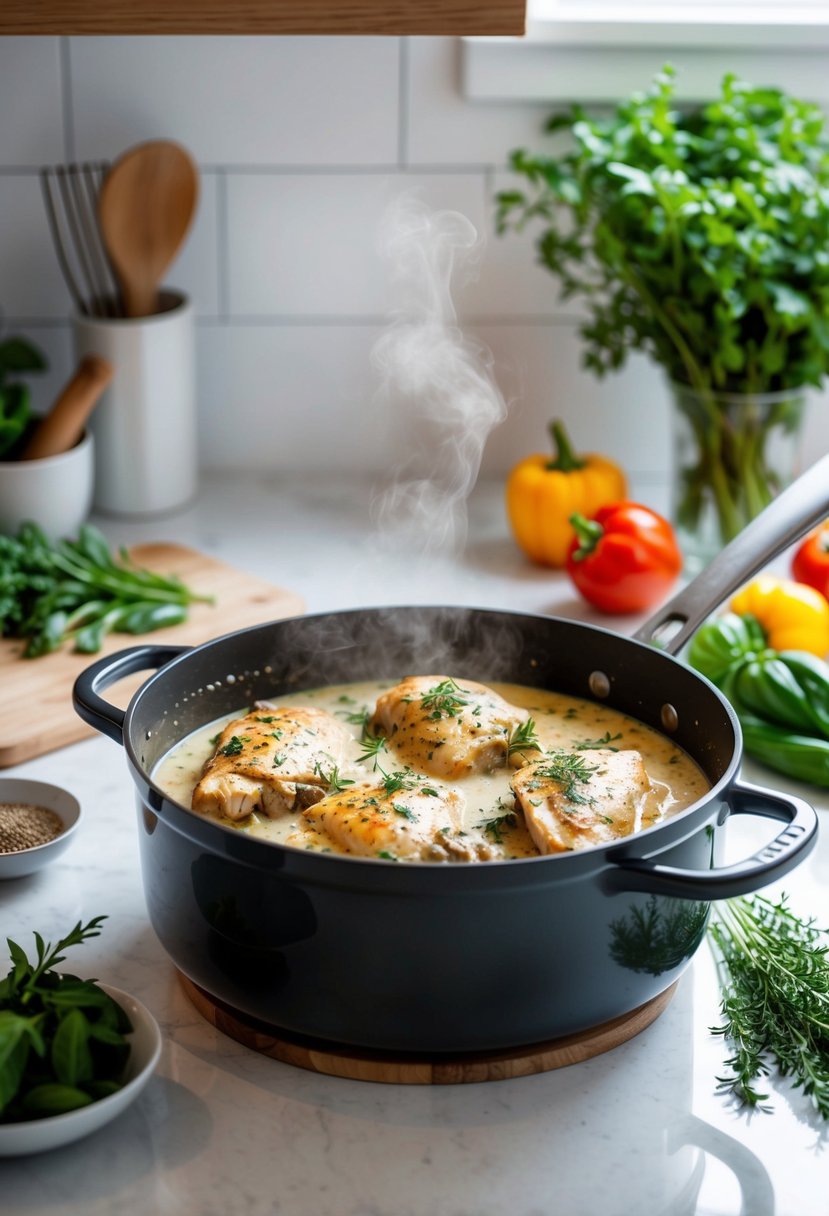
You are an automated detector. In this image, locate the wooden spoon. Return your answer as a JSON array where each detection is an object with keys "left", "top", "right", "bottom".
[
  {"left": 20, "top": 355, "right": 113, "bottom": 461},
  {"left": 98, "top": 140, "right": 199, "bottom": 318}
]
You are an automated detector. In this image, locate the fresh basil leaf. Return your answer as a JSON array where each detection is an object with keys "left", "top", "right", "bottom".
[
  {"left": 51, "top": 1008, "right": 93, "bottom": 1087},
  {"left": 21, "top": 1083, "right": 94, "bottom": 1116}
]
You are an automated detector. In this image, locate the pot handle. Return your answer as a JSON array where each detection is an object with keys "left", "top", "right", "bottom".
[
  {"left": 608, "top": 780, "right": 818, "bottom": 900},
  {"left": 73, "top": 644, "right": 190, "bottom": 746},
  {"left": 634, "top": 451, "right": 829, "bottom": 656}
]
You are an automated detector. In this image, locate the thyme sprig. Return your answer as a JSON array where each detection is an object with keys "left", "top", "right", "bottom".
[{"left": 708, "top": 894, "right": 829, "bottom": 1118}]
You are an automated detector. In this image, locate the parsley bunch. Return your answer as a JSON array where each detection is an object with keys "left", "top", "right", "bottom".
[
  {"left": 0, "top": 521, "right": 212, "bottom": 657},
  {"left": 0, "top": 917, "right": 133, "bottom": 1122},
  {"left": 497, "top": 66, "right": 829, "bottom": 395},
  {"left": 496, "top": 66, "right": 829, "bottom": 541}
]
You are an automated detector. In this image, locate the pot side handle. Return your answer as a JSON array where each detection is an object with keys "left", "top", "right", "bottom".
[
  {"left": 73, "top": 644, "right": 190, "bottom": 745},
  {"left": 608, "top": 780, "right": 818, "bottom": 900}
]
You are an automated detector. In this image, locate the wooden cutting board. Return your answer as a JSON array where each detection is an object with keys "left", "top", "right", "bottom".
[{"left": 0, "top": 543, "right": 304, "bottom": 768}]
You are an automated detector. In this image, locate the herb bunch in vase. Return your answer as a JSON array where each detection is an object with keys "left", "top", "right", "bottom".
[{"left": 496, "top": 66, "right": 829, "bottom": 570}]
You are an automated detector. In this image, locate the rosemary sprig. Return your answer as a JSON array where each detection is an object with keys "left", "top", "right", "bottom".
[
  {"left": 420, "top": 678, "right": 470, "bottom": 720},
  {"left": 356, "top": 731, "right": 388, "bottom": 768},
  {"left": 575, "top": 731, "right": 622, "bottom": 751},
  {"left": 507, "top": 718, "right": 542, "bottom": 759},
  {"left": 531, "top": 750, "right": 598, "bottom": 804},
  {"left": 377, "top": 767, "right": 418, "bottom": 797},
  {"left": 313, "top": 762, "right": 355, "bottom": 795},
  {"left": 708, "top": 893, "right": 829, "bottom": 1118}
]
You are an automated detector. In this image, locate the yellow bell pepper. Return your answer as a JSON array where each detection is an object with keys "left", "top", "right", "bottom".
[
  {"left": 506, "top": 421, "right": 627, "bottom": 568},
  {"left": 730, "top": 574, "right": 829, "bottom": 656}
]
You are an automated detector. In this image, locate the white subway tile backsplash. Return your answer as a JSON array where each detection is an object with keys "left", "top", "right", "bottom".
[
  {"left": 0, "top": 39, "right": 64, "bottom": 166},
  {"left": 196, "top": 323, "right": 397, "bottom": 472},
  {"left": 0, "top": 30, "right": 826, "bottom": 486},
  {"left": 407, "top": 39, "right": 552, "bottom": 168},
  {"left": 0, "top": 175, "right": 73, "bottom": 318},
  {"left": 165, "top": 170, "right": 221, "bottom": 317},
  {"left": 474, "top": 323, "right": 670, "bottom": 479},
  {"left": 227, "top": 172, "right": 488, "bottom": 318},
  {"left": 69, "top": 37, "right": 400, "bottom": 167}
]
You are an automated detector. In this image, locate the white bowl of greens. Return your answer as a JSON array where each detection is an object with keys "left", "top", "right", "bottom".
[{"left": 0, "top": 916, "right": 162, "bottom": 1156}]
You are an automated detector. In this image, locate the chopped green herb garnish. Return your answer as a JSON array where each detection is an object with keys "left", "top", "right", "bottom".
[
  {"left": 575, "top": 731, "right": 622, "bottom": 751},
  {"left": 219, "top": 735, "right": 249, "bottom": 757},
  {"left": 356, "top": 732, "right": 388, "bottom": 768},
  {"left": 392, "top": 803, "right": 417, "bottom": 820},
  {"left": 480, "top": 811, "right": 517, "bottom": 843},
  {"left": 420, "top": 678, "right": 470, "bottom": 720},
  {"left": 507, "top": 718, "right": 542, "bottom": 758},
  {"left": 313, "top": 762, "right": 355, "bottom": 794},
  {"left": 532, "top": 750, "right": 598, "bottom": 804}
]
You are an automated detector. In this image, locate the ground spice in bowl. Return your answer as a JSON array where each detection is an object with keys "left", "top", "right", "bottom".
[{"left": 0, "top": 803, "right": 65, "bottom": 853}]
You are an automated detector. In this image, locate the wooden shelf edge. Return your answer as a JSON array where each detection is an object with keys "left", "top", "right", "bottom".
[{"left": 0, "top": 0, "right": 527, "bottom": 36}]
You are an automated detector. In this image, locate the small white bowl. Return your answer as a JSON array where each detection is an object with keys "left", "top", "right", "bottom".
[
  {"left": 0, "top": 779, "right": 82, "bottom": 880},
  {"left": 0, "top": 984, "right": 162, "bottom": 1157},
  {"left": 0, "top": 429, "right": 94, "bottom": 538}
]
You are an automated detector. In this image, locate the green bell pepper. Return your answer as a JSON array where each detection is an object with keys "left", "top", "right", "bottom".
[{"left": 688, "top": 611, "right": 829, "bottom": 787}]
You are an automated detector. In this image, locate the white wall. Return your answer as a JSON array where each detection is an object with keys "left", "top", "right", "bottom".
[{"left": 1, "top": 35, "right": 828, "bottom": 480}]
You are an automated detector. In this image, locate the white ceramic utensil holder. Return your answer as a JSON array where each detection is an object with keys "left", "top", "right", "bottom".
[{"left": 73, "top": 290, "right": 196, "bottom": 516}]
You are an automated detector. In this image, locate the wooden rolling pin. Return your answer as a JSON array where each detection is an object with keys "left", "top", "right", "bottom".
[{"left": 20, "top": 354, "right": 113, "bottom": 461}]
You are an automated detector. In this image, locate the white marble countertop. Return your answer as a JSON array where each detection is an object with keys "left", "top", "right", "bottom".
[{"left": 2, "top": 473, "right": 828, "bottom": 1216}]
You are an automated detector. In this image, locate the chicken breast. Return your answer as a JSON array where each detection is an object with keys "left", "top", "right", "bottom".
[
  {"left": 192, "top": 704, "right": 353, "bottom": 822},
  {"left": 302, "top": 772, "right": 496, "bottom": 862},
  {"left": 511, "top": 748, "right": 654, "bottom": 854},
  {"left": 369, "top": 675, "right": 532, "bottom": 779}
]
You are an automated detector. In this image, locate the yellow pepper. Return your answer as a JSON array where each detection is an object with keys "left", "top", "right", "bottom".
[
  {"left": 730, "top": 574, "right": 829, "bottom": 656},
  {"left": 506, "top": 420, "right": 627, "bottom": 567}
]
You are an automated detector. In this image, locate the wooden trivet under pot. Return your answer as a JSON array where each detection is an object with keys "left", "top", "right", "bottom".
[{"left": 178, "top": 971, "right": 677, "bottom": 1085}]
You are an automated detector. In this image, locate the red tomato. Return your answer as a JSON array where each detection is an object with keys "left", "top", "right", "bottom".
[
  {"left": 791, "top": 523, "right": 829, "bottom": 602},
  {"left": 565, "top": 501, "right": 683, "bottom": 615}
]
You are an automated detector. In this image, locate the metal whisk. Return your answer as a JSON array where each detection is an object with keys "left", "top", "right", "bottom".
[{"left": 40, "top": 161, "right": 123, "bottom": 318}]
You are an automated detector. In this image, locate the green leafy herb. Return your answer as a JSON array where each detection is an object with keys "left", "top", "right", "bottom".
[
  {"left": 337, "top": 706, "right": 370, "bottom": 729},
  {"left": 392, "top": 803, "right": 417, "bottom": 821},
  {"left": 0, "top": 335, "right": 47, "bottom": 459},
  {"left": 356, "top": 732, "right": 388, "bottom": 768},
  {"left": 708, "top": 894, "right": 829, "bottom": 1118},
  {"left": 480, "top": 810, "right": 518, "bottom": 844},
  {"left": 378, "top": 767, "right": 418, "bottom": 797},
  {"left": 532, "top": 750, "right": 598, "bottom": 804},
  {"left": 0, "top": 522, "right": 213, "bottom": 658},
  {"left": 496, "top": 66, "right": 829, "bottom": 541},
  {"left": 420, "top": 678, "right": 470, "bottom": 720},
  {"left": 313, "top": 762, "right": 355, "bottom": 795},
  {"left": 507, "top": 718, "right": 542, "bottom": 758},
  {"left": 218, "top": 735, "right": 249, "bottom": 757},
  {"left": 0, "top": 917, "right": 134, "bottom": 1123},
  {"left": 575, "top": 731, "right": 623, "bottom": 751}
]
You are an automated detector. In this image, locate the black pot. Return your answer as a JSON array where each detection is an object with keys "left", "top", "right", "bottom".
[{"left": 74, "top": 458, "right": 829, "bottom": 1053}]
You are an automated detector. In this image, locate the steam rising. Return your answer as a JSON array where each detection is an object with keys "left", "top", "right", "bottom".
[{"left": 370, "top": 196, "right": 508, "bottom": 556}]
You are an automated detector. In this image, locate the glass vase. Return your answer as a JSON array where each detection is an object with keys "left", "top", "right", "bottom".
[{"left": 669, "top": 382, "right": 806, "bottom": 575}]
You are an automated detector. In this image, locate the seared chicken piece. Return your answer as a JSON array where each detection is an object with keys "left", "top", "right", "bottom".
[
  {"left": 369, "top": 675, "right": 532, "bottom": 780},
  {"left": 511, "top": 748, "right": 654, "bottom": 854},
  {"left": 192, "top": 704, "right": 352, "bottom": 822},
  {"left": 302, "top": 774, "right": 495, "bottom": 862}
]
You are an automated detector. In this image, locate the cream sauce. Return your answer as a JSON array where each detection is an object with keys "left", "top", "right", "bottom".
[{"left": 152, "top": 679, "right": 711, "bottom": 861}]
